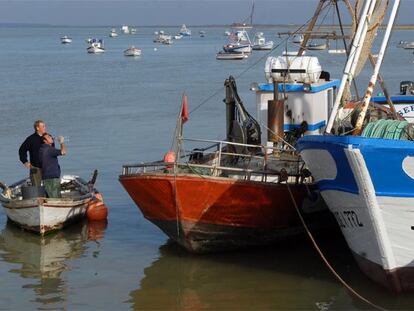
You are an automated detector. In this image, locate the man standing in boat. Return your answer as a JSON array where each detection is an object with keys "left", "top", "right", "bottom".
[
  {"left": 18, "top": 120, "right": 48, "bottom": 187},
  {"left": 39, "top": 134, "right": 66, "bottom": 198}
]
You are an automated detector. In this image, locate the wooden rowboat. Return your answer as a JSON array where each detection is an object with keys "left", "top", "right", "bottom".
[{"left": 0, "top": 173, "right": 97, "bottom": 235}]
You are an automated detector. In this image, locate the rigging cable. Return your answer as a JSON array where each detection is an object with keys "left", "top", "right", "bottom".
[{"left": 286, "top": 183, "right": 388, "bottom": 311}]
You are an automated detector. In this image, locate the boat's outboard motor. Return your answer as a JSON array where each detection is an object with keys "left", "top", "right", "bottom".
[
  {"left": 224, "top": 76, "right": 261, "bottom": 154},
  {"left": 400, "top": 81, "right": 414, "bottom": 95}
]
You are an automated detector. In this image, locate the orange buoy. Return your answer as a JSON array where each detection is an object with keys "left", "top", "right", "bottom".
[
  {"left": 163, "top": 150, "right": 176, "bottom": 163},
  {"left": 87, "top": 198, "right": 108, "bottom": 221}
]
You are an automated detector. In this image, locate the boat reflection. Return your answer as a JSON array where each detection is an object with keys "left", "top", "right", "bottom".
[
  {"left": 129, "top": 235, "right": 414, "bottom": 310},
  {"left": 0, "top": 220, "right": 107, "bottom": 309},
  {"left": 129, "top": 237, "right": 347, "bottom": 310}
]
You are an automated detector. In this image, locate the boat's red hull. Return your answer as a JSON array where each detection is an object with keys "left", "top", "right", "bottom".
[{"left": 119, "top": 174, "right": 334, "bottom": 253}]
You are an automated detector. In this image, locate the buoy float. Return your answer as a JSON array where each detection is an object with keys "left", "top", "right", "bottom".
[
  {"left": 163, "top": 150, "right": 176, "bottom": 169},
  {"left": 87, "top": 192, "right": 108, "bottom": 221},
  {"left": 163, "top": 150, "right": 176, "bottom": 163}
]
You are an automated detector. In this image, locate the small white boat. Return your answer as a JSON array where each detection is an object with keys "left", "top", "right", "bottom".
[
  {"left": 224, "top": 30, "right": 231, "bottom": 36},
  {"left": 121, "top": 25, "right": 130, "bottom": 34},
  {"left": 199, "top": 30, "right": 206, "bottom": 37},
  {"left": 130, "top": 28, "right": 137, "bottom": 35},
  {"left": 292, "top": 34, "right": 304, "bottom": 44},
  {"left": 174, "top": 34, "right": 183, "bottom": 40},
  {"left": 124, "top": 46, "right": 141, "bottom": 56},
  {"left": 307, "top": 42, "right": 328, "bottom": 50},
  {"left": 85, "top": 37, "right": 92, "bottom": 44},
  {"left": 179, "top": 24, "right": 191, "bottom": 36},
  {"left": 252, "top": 32, "right": 274, "bottom": 50},
  {"left": 60, "top": 35, "right": 72, "bottom": 44},
  {"left": 223, "top": 29, "right": 252, "bottom": 53},
  {"left": 154, "top": 32, "right": 173, "bottom": 44},
  {"left": 216, "top": 51, "right": 248, "bottom": 60},
  {"left": 0, "top": 174, "right": 97, "bottom": 235},
  {"left": 87, "top": 39, "right": 105, "bottom": 53},
  {"left": 328, "top": 49, "right": 346, "bottom": 54},
  {"left": 109, "top": 28, "right": 118, "bottom": 38}
]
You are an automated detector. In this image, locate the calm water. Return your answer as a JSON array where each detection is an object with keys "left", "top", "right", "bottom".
[{"left": 1, "top": 25, "right": 414, "bottom": 310}]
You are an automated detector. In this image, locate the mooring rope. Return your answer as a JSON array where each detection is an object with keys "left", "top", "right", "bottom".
[{"left": 286, "top": 184, "right": 388, "bottom": 311}]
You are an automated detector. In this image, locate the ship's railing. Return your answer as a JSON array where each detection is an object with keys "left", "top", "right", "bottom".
[{"left": 121, "top": 138, "right": 308, "bottom": 184}]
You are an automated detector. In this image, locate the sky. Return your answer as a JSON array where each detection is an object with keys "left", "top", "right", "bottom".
[{"left": 0, "top": 0, "right": 413, "bottom": 26}]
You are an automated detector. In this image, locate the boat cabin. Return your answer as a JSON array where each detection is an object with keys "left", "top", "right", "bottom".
[{"left": 253, "top": 56, "right": 339, "bottom": 145}]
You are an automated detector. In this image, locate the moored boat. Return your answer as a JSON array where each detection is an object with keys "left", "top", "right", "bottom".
[
  {"left": 0, "top": 174, "right": 97, "bottom": 235},
  {"left": 307, "top": 42, "right": 328, "bottom": 50},
  {"left": 223, "top": 29, "right": 252, "bottom": 53},
  {"left": 297, "top": 0, "right": 414, "bottom": 293},
  {"left": 87, "top": 39, "right": 105, "bottom": 53},
  {"left": 252, "top": 32, "right": 274, "bottom": 50},
  {"left": 179, "top": 24, "right": 191, "bottom": 36},
  {"left": 120, "top": 58, "right": 339, "bottom": 253},
  {"left": 216, "top": 51, "right": 248, "bottom": 60},
  {"left": 109, "top": 28, "right": 118, "bottom": 38},
  {"left": 124, "top": 46, "right": 141, "bottom": 56},
  {"left": 60, "top": 35, "right": 72, "bottom": 44}
]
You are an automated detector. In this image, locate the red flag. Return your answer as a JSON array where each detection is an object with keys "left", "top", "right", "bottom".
[{"left": 181, "top": 95, "right": 189, "bottom": 124}]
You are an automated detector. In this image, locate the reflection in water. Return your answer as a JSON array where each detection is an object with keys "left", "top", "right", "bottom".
[
  {"left": 129, "top": 234, "right": 414, "bottom": 311},
  {"left": 129, "top": 237, "right": 346, "bottom": 310},
  {"left": 0, "top": 220, "right": 107, "bottom": 310}
]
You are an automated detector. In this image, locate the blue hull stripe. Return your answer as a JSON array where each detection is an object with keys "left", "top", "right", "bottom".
[
  {"left": 284, "top": 121, "right": 326, "bottom": 131},
  {"left": 298, "top": 135, "right": 414, "bottom": 198},
  {"left": 258, "top": 79, "right": 340, "bottom": 93}
]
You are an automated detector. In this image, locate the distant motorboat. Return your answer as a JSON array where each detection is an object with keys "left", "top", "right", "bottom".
[
  {"left": 124, "top": 46, "right": 141, "bottom": 57},
  {"left": 223, "top": 29, "right": 252, "bottom": 53},
  {"left": 87, "top": 39, "right": 105, "bottom": 54},
  {"left": 307, "top": 42, "right": 328, "bottom": 50},
  {"left": 174, "top": 34, "right": 183, "bottom": 40},
  {"left": 60, "top": 35, "right": 72, "bottom": 44},
  {"left": 121, "top": 25, "right": 130, "bottom": 34},
  {"left": 252, "top": 32, "right": 273, "bottom": 50},
  {"left": 130, "top": 28, "right": 137, "bottom": 35},
  {"left": 292, "top": 34, "right": 304, "bottom": 44},
  {"left": 109, "top": 28, "right": 118, "bottom": 38},
  {"left": 216, "top": 51, "right": 248, "bottom": 60},
  {"left": 179, "top": 24, "right": 191, "bottom": 36},
  {"left": 85, "top": 37, "right": 92, "bottom": 44},
  {"left": 223, "top": 43, "right": 252, "bottom": 53},
  {"left": 199, "top": 30, "right": 206, "bottom": 37},
  {"left": 398, "top": 40, "right": 414, "bottom": 49},
  {"left": 224, "top": 30, "right": 231, "bottom": 36},
  {"left": 154, "top": 32, "right": 173, "bottom": 45}
]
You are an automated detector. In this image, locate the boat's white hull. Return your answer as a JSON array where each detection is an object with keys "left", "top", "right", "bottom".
[
  {"left": 298, "top": 136, "right": 414, "bottom": 292},
  {"left": 252, "top": 41, "right": 274, "bottom": 50},
  {"left": 216, "top": 52, "right": 248, "bottom": 60},
  {"left": 87, "top": 47, "right": 105, "bottom": 54},
  {"left": 223, "top": 44, "right": 252, "bottom": 54},
  {"left": 124, "top": 49, "right": 141, "bottom": 57},
  {"left": 61, "top": 39, "right": 72, "bottom": 44},
  {"left": 4, "top": 198, "right": 90, "bottom": 234}
]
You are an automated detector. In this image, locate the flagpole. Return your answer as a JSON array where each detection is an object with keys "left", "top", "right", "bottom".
[{"left": 174, "top": 93, "right": 185, "bottom": 170}]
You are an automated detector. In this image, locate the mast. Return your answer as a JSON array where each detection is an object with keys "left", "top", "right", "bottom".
[
  {"left": 297, "top": 0, "right": 326, "bottom": 56},
  {"left": 353, "top": 0, "right": 401, "bottom": 135},
  {"left": 325, "top": 0, "right": 378, "bottom": 134}
]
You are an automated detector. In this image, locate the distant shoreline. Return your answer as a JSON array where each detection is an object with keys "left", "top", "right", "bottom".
[{"left": 1, "top": 23, "right": 414, "bottom": 30}]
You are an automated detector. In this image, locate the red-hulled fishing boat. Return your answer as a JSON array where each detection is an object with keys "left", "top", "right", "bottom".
[{"left": 120, "top": 75, "right": 338, "bottom": 253}]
